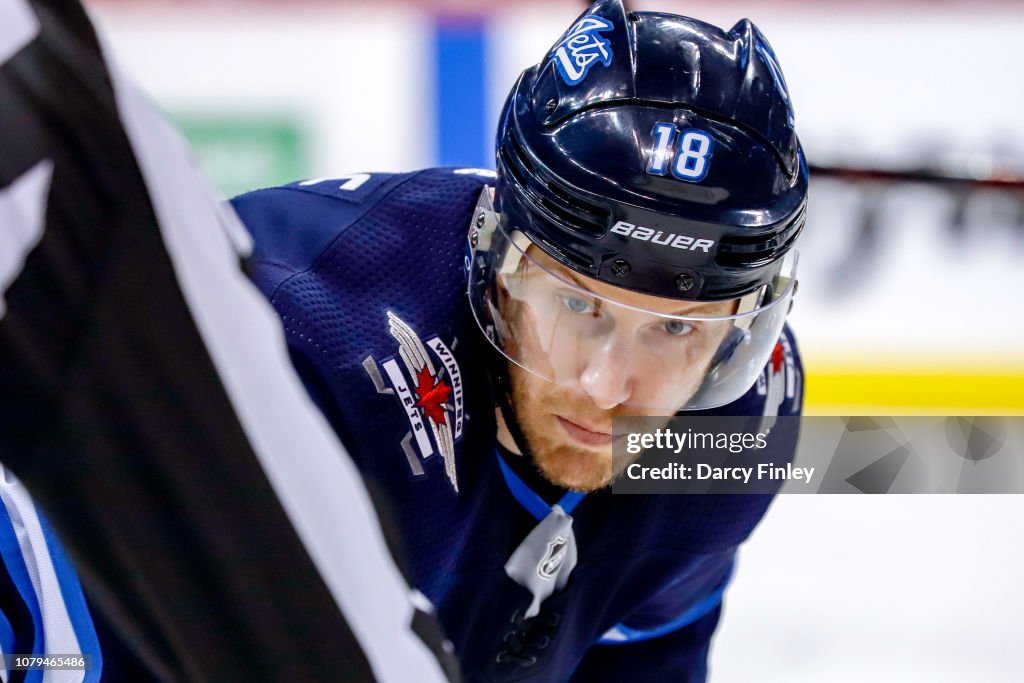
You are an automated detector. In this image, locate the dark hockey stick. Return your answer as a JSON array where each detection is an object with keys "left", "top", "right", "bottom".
[{"left": 809, "top": 163, "right": 1024, "bottom": 192}]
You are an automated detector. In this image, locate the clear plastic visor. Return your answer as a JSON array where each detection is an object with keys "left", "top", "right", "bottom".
[{"left": 468, "top": 193, "right": 798, "bottom": 412}]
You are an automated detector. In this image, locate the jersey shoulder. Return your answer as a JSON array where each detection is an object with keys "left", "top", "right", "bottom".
[
  {"left": 230, "top": 168, "right": 494, "bottom": 294},
  {"left": 228, "top": 167, "right": 498, "bottom": 495},
  {"left": 709, "top": 323, "right": 804, "bottom": 418}
]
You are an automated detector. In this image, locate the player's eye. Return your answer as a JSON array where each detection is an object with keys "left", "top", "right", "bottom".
[
  {"left": 663, "top": 319, "right": 694, "bottom": 337},
  {"left": 560, "top": 294, "right": 596, "bottom": 315}
]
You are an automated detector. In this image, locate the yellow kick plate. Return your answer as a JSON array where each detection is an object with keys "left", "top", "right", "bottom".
[{"left": 803, "top": 362, "right": 1024, "bottom": 416}]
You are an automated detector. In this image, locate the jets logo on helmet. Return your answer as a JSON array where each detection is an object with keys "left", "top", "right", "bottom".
[{"left": 551, "top": 15, "right": 614, "bottom": 85}]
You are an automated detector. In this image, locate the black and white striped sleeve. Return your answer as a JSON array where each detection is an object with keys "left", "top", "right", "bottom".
[{"left": 0, "top": 1, "right": 457, "bottom": 680}]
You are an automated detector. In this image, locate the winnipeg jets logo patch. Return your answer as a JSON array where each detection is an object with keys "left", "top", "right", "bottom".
[
  {"left": 551, "top": 15, "right": 614, "bottom": 86},
  {"left": 538, "top": 536, "right": 569, "bottom": 581},
  {"left": 362, "top": 311, "right": 464, "bottom": 492}
]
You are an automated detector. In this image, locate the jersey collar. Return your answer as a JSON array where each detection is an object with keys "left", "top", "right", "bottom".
[{"left": 495, "top": 449, "right": 585, "bottom": 520}]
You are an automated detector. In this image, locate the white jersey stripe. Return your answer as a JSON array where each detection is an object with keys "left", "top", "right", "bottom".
[
  {"left": 0, "top": 0, "right": 38, "bottom": 66},
  {"left": 93, "top": 34, "right": 449, "bottom": 683},
  {"left": 0, "top": 160, "right": 52, "bottom": 319},
  {"left": 383, "top": 358, "right": 435, "bottom": 459}
]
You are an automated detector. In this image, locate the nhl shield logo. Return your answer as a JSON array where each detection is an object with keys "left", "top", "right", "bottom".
[
  {"left": 538, "top": 536, "right": 569, "bottom": 581},
  {"left": 362, "top": 311, "right": 464, "bottom": 492}
]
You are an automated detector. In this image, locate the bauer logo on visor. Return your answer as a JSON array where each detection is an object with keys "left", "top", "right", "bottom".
[
  {"left": 552, "top": 16, "right": 614, "bottom": 85},
  {"left": 610, "top": 220, "right": 716, "bottom": 252}
]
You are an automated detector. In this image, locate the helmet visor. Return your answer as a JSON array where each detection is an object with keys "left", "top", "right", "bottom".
[{"left": 468, "top": 191, "right": 797, "bottom": 412}]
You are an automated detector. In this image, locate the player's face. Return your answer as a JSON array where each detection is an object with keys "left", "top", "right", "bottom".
[{"left": 500, "top": 247, "right": 737, "bottom": 491}]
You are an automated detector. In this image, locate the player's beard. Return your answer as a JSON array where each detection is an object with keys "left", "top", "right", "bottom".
[{"left": 507, "top": 363, "right": 646, "bottom": 492}]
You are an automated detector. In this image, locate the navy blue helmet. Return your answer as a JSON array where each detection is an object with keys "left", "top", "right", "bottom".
[
  {"left": 495, "top": 0, "right": 805, "bottom": 301},
  {"left": 469, "top": 0, "right": 806, "bottom": 411}
]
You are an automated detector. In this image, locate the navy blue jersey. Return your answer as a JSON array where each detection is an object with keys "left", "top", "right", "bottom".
[{"left": 232, "top": 168, "right": 804, "bottom": 682}]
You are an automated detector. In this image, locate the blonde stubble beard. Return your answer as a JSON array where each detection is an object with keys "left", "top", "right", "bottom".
[{"left": 500, "top": 364, "right": 677, "bottom": 493}]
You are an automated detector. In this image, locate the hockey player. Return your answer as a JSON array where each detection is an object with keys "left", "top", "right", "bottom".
[{"left": 230, "top": 0, "right": 807, "bottom": 680}]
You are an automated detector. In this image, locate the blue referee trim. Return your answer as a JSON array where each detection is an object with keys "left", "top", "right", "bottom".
[
  {"left": 496, "top": 450, "right": 585, "bottom": 520},
  {"left": 433, "top": 16, "right": 489, "bottom": 169},
  {"left": 597, "top": 561, "right": 735, "bottom": 645},
  {"left": 39, "top": 513, "right": 103, "bottom": 682},
  {"left": 0, "top": 498, "right": 45, "bottom": 683}
]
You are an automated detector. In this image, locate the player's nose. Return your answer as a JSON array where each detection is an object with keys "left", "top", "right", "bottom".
[{"left": 578, "top": 340, "right": 632, "bottom": 410}]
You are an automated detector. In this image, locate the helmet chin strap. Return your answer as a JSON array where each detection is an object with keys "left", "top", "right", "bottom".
[
  {"left": 484, "top": 345, "right": 536, "bottom": 462},
  {"left": 475, "top": 191, "right": 537, "bottom": 462}
]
